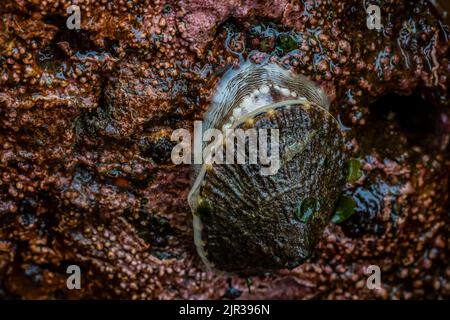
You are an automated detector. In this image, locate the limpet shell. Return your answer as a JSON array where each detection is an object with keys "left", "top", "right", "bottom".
[{"left": 188, "top": 62, "right": 347, "bottom": 274}]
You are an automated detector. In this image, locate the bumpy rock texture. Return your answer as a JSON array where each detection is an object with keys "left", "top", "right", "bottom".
[{"left": 0, "top": 0, "right": 449, "bottom": 299}]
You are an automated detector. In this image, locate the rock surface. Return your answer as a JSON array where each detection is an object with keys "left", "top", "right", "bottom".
[{"left": 0, "top": 0, "right": 449, "bottom": 299}]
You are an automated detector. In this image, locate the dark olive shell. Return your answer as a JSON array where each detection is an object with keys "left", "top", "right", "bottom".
[{"left": 188, "top": 62, "right": 347, "bottom": 274}]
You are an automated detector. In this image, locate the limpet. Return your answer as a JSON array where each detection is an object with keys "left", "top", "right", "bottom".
[{"left": 188, "top": 62, "right": 347, "bottom": 274}]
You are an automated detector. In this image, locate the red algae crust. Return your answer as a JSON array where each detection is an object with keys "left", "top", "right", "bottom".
[{"left": 0, "top": 0, "right": 449, "bottom": 299}]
